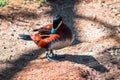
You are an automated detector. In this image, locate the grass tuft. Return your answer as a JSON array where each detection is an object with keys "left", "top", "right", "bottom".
[
  {"left": 40, "top": 0, "right": 45, "bottom": 3},
  {"left": 0, "top": 0, "right": 9, "bottom": 7}
]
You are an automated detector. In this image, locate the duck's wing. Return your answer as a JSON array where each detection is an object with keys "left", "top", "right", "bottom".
[
  {"left": 32, "top": 24, "right": 53, "bottom": 38},
  {"left": 33, "top": 28, "right": 51, "bottom": 34}
]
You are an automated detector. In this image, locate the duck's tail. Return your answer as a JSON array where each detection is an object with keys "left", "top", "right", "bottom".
[{"left": 19, "top": 34, "right": 32, "bottom": 41}]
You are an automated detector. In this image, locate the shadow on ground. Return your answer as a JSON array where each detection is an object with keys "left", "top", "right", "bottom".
[
  {"left": 0, "top": 0, "right": 119, "bottom": 80},
  {"left": 46, "top": 0, "right": 82, "bottom": 45},
  {"left": 0, "top": 49, "right": 43, "bottom": 80},
  {"left": 63, "top": 54, "right": 108, "bottom": 73},
  {"left": 0, "top": 6, "right": 39, "bottom": 21}
]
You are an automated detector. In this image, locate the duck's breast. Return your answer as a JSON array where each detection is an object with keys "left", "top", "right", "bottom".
[
  {"left": 49, "top": 38, "right": 72, "bottom": 50},
  {"left": 48, "top": 32, "right": 73, "bottom": 50}
]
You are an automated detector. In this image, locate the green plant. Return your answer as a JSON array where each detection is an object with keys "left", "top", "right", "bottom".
[
  {"left": 40, "top": 0, "right": 45, "bottom": 4},
  {"left": 0, "top": 0, "right": 9, "bottom": 7}
]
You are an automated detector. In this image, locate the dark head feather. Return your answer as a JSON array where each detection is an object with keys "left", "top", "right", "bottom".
[{"left": 53, "top": 15, "right": 62, "bottom": 29}]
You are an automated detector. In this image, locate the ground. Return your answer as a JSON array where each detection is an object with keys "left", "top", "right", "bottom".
[{"left": 0, "top": 0, "right": 120, "bottom": 80}]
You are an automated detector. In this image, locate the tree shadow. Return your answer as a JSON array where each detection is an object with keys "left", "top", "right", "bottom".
[
  {"left": 101, "top": 47, "right": 120, "bottom": 68},
  {"left": 0, "top": 0, "right": 118, "bottom": 44},
  {"left": 0, "top": 0, "right": 119, "bottom": 79},
  {"left": 0, "top": 0, "right": 82, "bottom": 45},
  {"left": 63, "top": 54, "right": 108, "bottom": 73},
  {"left": 45, "top": 0, "right": 120, "bottom": 45},
  {"left": 44, "top": 1, "right": 119, "bottom": 74},
  {"left": 0, "top": 5, "right": 39, "bottom": 22},
  {"left": 75, "top": 14, "right": 120, "bottom": 33},
  {"left": 45, "top": 0, "right": 83, "bottom": 45},
  {"left": 0, "top": 49, "right": 43, "bottom": 80}
]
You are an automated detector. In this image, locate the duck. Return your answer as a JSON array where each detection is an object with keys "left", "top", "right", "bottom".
[{"left": 30, "top": 15, "right": 74, "bottom": 61}]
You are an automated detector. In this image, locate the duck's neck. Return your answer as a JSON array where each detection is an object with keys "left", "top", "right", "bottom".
[
  {"left": 51, "top": 21, "right": 63, "bottom": 34},
  {"left": 51, "top": 28, "right": 56, "bottom": 34}
]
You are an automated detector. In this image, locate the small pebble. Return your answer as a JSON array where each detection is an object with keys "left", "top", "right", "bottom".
[
  {"left": 13, "top": 30, "right": 16, "bottom": 32},
  {"left": 17, "top": 37, "right": 20, "bottom": 39},
  {"left": 11, "top": 50, "right": 13, "bottom": 52},
  {"left": 111, "top": 60, "right": 118, "bottom": 64},
  {"left": 3, "top": 47, "right": 7, "bottom": 49},
  {"left": 117, "top": 65, "right": 120, "bottom": 69},
  {"left": 101, "top": 1, "right": 105, "bottom": 3},
  {"left": 11, "top": 34, "right": 14, "bottom": 36}
]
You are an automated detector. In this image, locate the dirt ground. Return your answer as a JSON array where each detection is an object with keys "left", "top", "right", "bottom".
[{"left": 0, "top": 0, "right": 120, "bottom": 80}]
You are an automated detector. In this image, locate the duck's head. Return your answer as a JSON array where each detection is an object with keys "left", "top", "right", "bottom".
[{"left": 51, "top": 15, "right": 63, "bottom": 34}]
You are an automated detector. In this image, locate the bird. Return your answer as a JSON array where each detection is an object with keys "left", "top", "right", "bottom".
[{"left": 30, "top": 15, "right": 74, "bottom": 61}]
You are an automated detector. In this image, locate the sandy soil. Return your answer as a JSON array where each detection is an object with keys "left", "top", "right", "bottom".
[{"left": 0, "top": 0, "right": 120, "bottom": 80}]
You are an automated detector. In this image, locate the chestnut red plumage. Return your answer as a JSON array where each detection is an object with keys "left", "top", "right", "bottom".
[{"left": 30, "top": 15, "right": 73, "bottom": 61}]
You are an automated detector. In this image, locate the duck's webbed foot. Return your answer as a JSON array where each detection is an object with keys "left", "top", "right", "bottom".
[{"left": 45, "top": 49, "right": 65, "bottom": 61}]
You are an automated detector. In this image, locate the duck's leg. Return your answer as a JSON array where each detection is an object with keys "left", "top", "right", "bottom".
[
  {"left": 45, "top": 49, "right": 58, "bottom": 61},
  {"left": 45, "top": 49, "right": 65, "bottom": 61},
  {"left": 50, "top": 50, "right": 65, "bottom": 58}
]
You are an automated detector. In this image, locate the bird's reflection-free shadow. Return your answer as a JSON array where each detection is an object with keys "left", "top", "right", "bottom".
[{"left": 63, "top": 54, "right": 108, "bottom": 73}]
